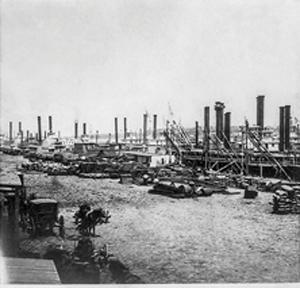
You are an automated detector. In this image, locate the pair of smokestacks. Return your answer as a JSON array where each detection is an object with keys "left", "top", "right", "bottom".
[
  {"left": 279, "top": 105, "right": 291, "bottom": 151},
  {"left": 257, "top": 96, "right": 291, "bottom": 151},
  {"left": 8, "top": 121, "right": 24, "bottom": 143},
  {"left": 202, "top": 103, "right": 231, "bottom": 150},
  {"left": 112, "top": 114, "right": 158, "bottom": 144},
  {"left": 36, "top": 116, "right": 53, "bottom": 142},
  {"left": 203, "top": 102, "right": 231, "bottom": 150},
  {"left": 142, "top": 114, "right": 157, "bottom": 144},
  {"left": 74, "top": 122, "right": 87, "bottom": 139}
]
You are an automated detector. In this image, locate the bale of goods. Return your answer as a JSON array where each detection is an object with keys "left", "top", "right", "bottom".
[
  {"left": 149, "top": 182, "right": 186, "bottom": 198},
  {"left": 265, "top": 180, "right": 282, "bottom": 192},
  {"left": 132, "top": 174, "right": 153, "bottom": 186},
  {"left": 149, "top": 181, "right": 215, "bottom": 198},
  {"left": 281, "top": 185, "right": 294, "bottom": 192},
  {"left": 273, "top": 190, "right": 293, "bottom": 214},
  {"left": 281, "top": 185, "right": 296, "bottom": 200},
  {"left": 201, "top": 187, "right": 214, "bottom": 196},
  {"left": 119, "top": 174, "right": 134, "bottom": 184},
  {"left": 244, "top": 186, "right": 258, "bottom": 199}
]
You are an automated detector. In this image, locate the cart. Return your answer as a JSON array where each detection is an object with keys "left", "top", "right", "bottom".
[{"left": 25, "top": 198, "right": 64, "bottom": 237}]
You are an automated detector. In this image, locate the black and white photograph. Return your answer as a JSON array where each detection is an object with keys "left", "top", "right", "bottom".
[{"left": 0, "top": 0, "right": 299, "bottom": 285}]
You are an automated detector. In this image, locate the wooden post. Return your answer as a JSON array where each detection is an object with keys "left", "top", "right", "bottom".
[
  {"left": 0, "top": 197, "right": 4, "bottom": 252},
  {"left": 6, "top": 195, "right": 16, "bottom": 256},
  {"left": 14, "top": 188, "right": 20, "bottom": 257},
  {"left": 0, "top": 184, "right": 22, "bottom": 257}
]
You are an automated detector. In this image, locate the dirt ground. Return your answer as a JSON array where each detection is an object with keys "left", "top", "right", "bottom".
[{"left": 1, "top": 154, "right": 299, "bottom": 284}]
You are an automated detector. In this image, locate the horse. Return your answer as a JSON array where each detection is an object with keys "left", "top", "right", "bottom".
[
  {"left": 74, "top": 204, "right": 91, "bottom": 224},
  {"left": 76, "top": 207, "right": 111, "bottom": 236}
]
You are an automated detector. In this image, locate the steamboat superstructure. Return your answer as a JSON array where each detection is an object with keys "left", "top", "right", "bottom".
[{"left": 1, "top": 96, "right": 299, "bottom": 181}]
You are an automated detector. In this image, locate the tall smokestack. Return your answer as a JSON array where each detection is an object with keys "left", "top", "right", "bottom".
[
  {"left": 284, "top": 105, "right": 291, "bottom": 151},
  {"left": 83, "top": 123, "right": 87, "bottom": 136},
  {"left": 195, "top": 121, "right": 199, "bottom": 148},
  {"left": 37, "top": 116, "right": 42, "bottom": 143},
  {"left": 9, "top": 121, "right": 13, "bottom": 142},
  {"left": 48, "top": 116, "right": 52, "bottom": 134},
  {"left": 18, "top": 122, "right": 23, "bottom": 143},
  {"left": 279, "top": 106, "right": 285, "bottom": 152},
  {"left": 215, "top": 102, "right": 225, "bottom": 142},
  {"left": 143, "top": 114, "right": 147, "bottom": 144},
  {"left": 20, "top": 130, "right": 24, "bottom": 144},
  {"left": 74, "top": 122, "right": 78, "bottom": 139},
  {"left": 166, "top": 120, "right": 169, "bottom": 148},
  {"left": 115, "top": 117, "right": 118, "bottom": 144},
  {"left": 204, "top": 106, "right": 210, "bottom": 152},
  {"left": 256, "top": 95, "right": 265, "bottom": 137},
  {"left": 153, "top": 114, "right": 157, "bottom": 140},
  {"left": 124, "top": 117, "right": 127, "bottom": 141},
  {"left": 224, "top": 112, "right": 231, "bottom": 149}
]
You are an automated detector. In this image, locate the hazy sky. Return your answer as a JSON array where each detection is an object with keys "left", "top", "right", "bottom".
[{"left": 1, "top": 0, "right": 300, "bottom": 137}]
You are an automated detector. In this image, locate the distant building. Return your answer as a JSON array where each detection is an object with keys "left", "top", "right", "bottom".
[
  {"left": 60, "top": 137, "right": 75, "bottom": 151},
  {"left": 123, "top": 151, "right": 176, "bottom": 167}
]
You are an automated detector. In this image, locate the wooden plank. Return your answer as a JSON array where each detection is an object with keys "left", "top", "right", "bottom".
[
  {"left": 7, "top": 269, "right": 60, "bottom": 284},
  {"left": 5, "top": 257, "right": 55, "bottom": 268},
  {"left": 4, "top": 257, "right": 61, "bottom": 284}
]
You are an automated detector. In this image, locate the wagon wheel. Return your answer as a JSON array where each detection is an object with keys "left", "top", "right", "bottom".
[
  {"left": 39, "top": 215, "right": 55, "bottom": 235},
  {"left": 28, "top": 217, "right": 37, "bottom": 238},
  {"left": 19, "top": 213, "right": 27, "bottom": 232},
  {"left": 59, "top": 215, "right": 65, "bottom": 226}
]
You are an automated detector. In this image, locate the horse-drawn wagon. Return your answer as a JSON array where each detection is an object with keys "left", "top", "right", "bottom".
[{"left": 20, "top": 198, "right": 65, "bottom": 237}]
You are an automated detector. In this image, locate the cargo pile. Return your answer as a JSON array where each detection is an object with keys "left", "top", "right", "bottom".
[
  {"left": 272, "top": 185, "right": 300, "bottom": 214},
  {"left": 6, "top": 144, "right": 300, "bottom": 212},
  {"left": 17, "top": 150, "right": 197, "bottom": 186}
]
